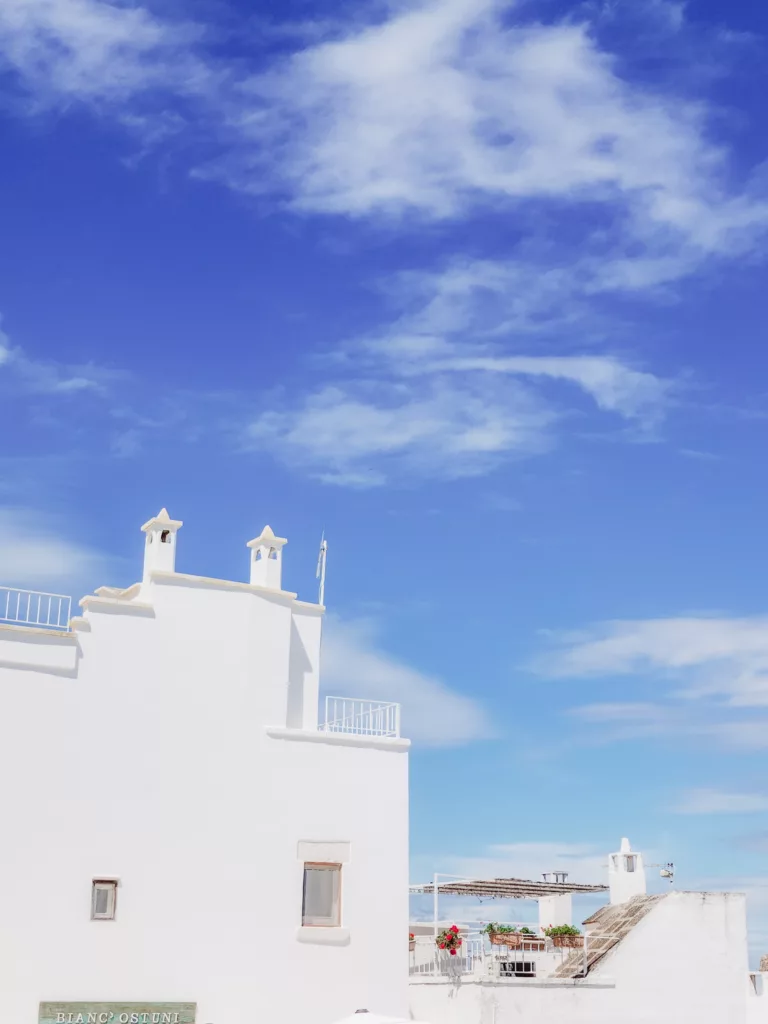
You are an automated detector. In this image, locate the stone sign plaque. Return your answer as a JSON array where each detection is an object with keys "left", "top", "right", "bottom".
[{"left": 39, "top": 1004, "right": 196, "bottom": 1024}]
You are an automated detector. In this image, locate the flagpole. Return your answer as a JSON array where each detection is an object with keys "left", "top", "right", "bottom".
[{"left": 316, "top": 533, "right": 328, "bottom": 606}]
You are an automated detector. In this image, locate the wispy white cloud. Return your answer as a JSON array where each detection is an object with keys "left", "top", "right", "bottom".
[
  {"left": 245, "top": 375, "right": 555, "bottom": 487},
  {"left": 411, "top": 353, "right": 671, "bottom": 422},
  {"left": 539, "top": 614, "right": 768, "bottom": 749},
  {"left": 538, "top": 614, "right": 768, "bottom": 707},
  {"left": 215, "top": 0, "right": 768, "bottom": 263},
  {"left": 0, "top": 317, "right": 114, "bottom": 395},
  {"left": 0, "top": 324, "right": 11, "bottom": 366},
  {"left": 0, "top": 0, "right": 758, "bottom": 493},
  {"left": 320, "top": 615, "right": 492, "bottom": 746},
  {"left": 245, "top": 341, "right": 671, "bottom": 485},
  {"left": 0, "top": 506, "right": 112, "bottom": 591},
  {"left": 0, "top": 0, "right": 207, "bottom": 106},
  {"left": 675, "top": 788, "right": 768, "bottom": 815},
  {"left": 570, "top": 700, "right": 768, "bottom": 750},
  {"left": 3, "top": 0, "right": 765, "bottom": 283}
]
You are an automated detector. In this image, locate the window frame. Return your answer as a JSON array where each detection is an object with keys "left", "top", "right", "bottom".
[
  {"left": 91, "top": 879, "right": 118, "bottom": 921},
  {"left": 301, "top": 862, "right": 342, "bottom": 928}
]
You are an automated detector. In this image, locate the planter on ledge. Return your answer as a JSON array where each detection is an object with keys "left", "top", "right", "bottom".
[{"left": 489, "top": 933, "right": 544, "bottom": 950}]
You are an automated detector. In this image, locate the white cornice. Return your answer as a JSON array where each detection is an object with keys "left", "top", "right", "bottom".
[
  {"left": 0, "top": 622, "right": 77, "bottom": 642},
  {"left": 292, "top": 599, "right": 325, "bottom": 616},
  {"left": 149, "top": 570, "right": 298, "bottom": 603},
  {"left": 266, "top": 726, "right": 410, "bottom": 752},
  {"left": 94, "top": 582, "right": 141, "bottom": 601},
  {"left": 79, "top": 574, "right": 322, "bottom": 614},
  {"left": 79, "top": 595, "right": 155, "bottom": 615}
]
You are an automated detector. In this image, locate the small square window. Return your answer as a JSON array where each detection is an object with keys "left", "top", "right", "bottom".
[
  {"left": 302, "top": 863, "right": 341, "bottom": 927},
  {"left": 91, "top": 880, "right": 117, "bottom": 920},
  {"left": 625, "top": 855, "right": 636, "bottom": 873}
]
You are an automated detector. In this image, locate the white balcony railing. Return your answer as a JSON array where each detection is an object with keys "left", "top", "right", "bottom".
[
  {"left": 323, "top": 696, "right": 401, "bottom": 738},
  {"left": 0, "top": 587, "right": 71, "bottom": 631}
]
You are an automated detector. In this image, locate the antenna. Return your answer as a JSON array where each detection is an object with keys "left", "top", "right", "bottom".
[
  {"left": 649, "top": 862, "right": 675, "bottom": 884},
  {"left": 659, "top": 863, "right": 675, "bottom": 883},
  {"left": 316, "top": 532, "right": 328, "bottom": 606}
]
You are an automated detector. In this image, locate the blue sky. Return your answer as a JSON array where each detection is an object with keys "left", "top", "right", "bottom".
[{"left": 4, "top": 0, "right": 768, "bottom": 958}]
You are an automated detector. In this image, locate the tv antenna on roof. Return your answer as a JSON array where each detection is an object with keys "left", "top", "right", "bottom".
[
  {"left": 316, "top": 532, "right": 328, "bottom": 606},
  {"left": 659, "top": 863, "right": 675, "bottom": 883},
  {"left": 649, "top": 862, "right": 675, "bottom": 884}
]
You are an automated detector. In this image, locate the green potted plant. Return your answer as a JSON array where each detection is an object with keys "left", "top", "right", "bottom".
[
  {"left": 482, "top": 922, "right": 517, "bottom": 946},
  {"left": 544, "top": 924, "right": 583, "bottom": 948}
]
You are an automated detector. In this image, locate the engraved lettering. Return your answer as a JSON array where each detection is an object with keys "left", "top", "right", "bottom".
[
  {"left": 56, "top": 1015, "right": 67, "bottom": 1023},
  {"left": 119, "top": 1015, "right": 130, "bottom": 1023},
  {"left": 99, "top": 1015, "right": 110, "bottom": 1023},
  {"left": 130, "top": 1015, "right": 140, "bottom": 1024},
  {"left": 88, "top": 1015, "right": 98, "bottom": 1023}
]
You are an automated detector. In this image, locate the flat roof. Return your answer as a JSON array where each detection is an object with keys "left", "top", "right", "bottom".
[{"left": 409, "top": 877, "right": 609, "bottom": 898}]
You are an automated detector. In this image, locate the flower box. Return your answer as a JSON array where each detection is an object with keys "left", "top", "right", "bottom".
[
  {"left": 550, "top": 934, "right": 584, "bottom": 949},
  {"left": 489, "top": 932, "right": 544, "bottom": 950}
]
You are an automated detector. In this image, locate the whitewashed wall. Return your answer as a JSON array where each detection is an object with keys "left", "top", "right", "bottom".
[
  {"left": 0, "top": 563, "right": 409, "bottom": 1024},
  {"left": 747, "top": 972, "right": 768, "bottom": 1024},
  {"left": 410, "top": 892, "right": 752, "bottom": 1024}
]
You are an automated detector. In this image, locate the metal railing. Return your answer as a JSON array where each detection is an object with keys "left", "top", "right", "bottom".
[
  {"left": 0, "top": 587, "right": 71, "bottom": 631},
  {"left": 410, "top": 955, "right": 476, "bottom": 978},
  {"left": 408, "top": 928, "right": 606, "bottom": 983},
  {"left": 323, "top": 697, "right": 401, "bottom": 738}
]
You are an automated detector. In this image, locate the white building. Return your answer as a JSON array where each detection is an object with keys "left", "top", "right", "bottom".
[
  {"left": 6, "top": 509, "right": 768, "bottom": 1024},
  {"left": 0, "top": 511, "right": 409, "bottom": 1024}
]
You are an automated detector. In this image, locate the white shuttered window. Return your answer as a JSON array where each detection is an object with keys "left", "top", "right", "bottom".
[
  {"left": 91, "top": 880, "right": 117, "bottom": 920},
  {"left": 302, "top": 864, "right": 341, "bottom": 927}
]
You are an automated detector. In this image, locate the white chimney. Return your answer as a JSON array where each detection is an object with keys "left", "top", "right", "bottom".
[
  {"left": 608, "top": 837, "right": 647, "bottom": 905},
  {"left": 247, "top": 525, "right": 287, "bottom": 590},
  {"left": 141, "top": 508, "right": 182, "bottom": 582}
]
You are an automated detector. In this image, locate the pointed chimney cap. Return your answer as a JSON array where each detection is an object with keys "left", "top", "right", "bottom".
[
  {"left": 141, "top": 508, "right": 183, "bottom": 533},
  {"left": 247, "top": 524, "right": 287, "bottom": 549}
]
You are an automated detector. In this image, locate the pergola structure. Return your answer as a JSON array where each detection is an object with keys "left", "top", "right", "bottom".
[
  {"left": 409, "top": 874, "right": 609, "bottom": 937},
  {"left": 410, "top": 876, "right": 609, "bottom": 899}
]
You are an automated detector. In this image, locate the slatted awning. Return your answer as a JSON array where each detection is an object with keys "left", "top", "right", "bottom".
[{"left": 409, "top": 877, "right": 608, "bottom": 899}]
